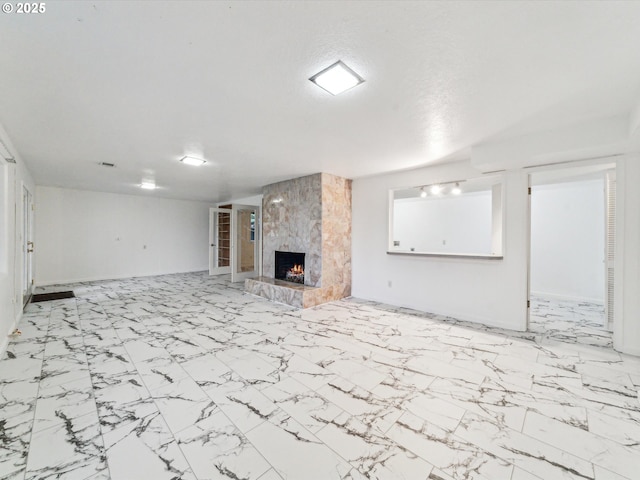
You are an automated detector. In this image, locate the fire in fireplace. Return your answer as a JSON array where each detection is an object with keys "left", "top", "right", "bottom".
[{"left": 275, "top": 251, "right": 305, "bottom": 284}]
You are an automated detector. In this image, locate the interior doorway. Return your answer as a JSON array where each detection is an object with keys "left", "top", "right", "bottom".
[
  {"left": 209, "top": 207, "right": 232, "bottom": 275},
  {"left": 22, "top": 184, "right": 34, "bottom": 306},
  {"left": 527, "top": 163, "right": 615, "bottom": 348},
  {"left": 209, "top": 204, "right": 261, "bottom": 281},
  {"left": 231, "top": 204, "right": 261, "bottom": 282}
]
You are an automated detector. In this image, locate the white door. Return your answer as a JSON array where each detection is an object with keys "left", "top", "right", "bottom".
[
  {"left": 22, "top": 185, "right": 34, "bottom": 306},
  {"left": 231, "top": 204, "right": 261, "bottom": 282},
  {"left": 209, "top": 207, "right": 232, "bottom": 275}
]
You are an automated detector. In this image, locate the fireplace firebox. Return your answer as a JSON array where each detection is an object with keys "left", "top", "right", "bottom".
[{"left": 275, "top": 251, "right": 305, "bottom": 284}]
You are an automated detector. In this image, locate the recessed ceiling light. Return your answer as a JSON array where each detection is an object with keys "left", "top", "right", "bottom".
[
  {"left": 140, "top": 182, "right": 157, "bottom": 190},
  {"left": 309, "top": 60, "right": 364, "bottom": 96},
  {"left": 180, "top": 155, "right": 206, "bottom": 166}
]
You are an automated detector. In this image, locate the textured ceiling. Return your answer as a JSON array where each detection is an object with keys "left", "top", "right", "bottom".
[{"left": 1, "top": 1, "right": 640, "bottom": 202}]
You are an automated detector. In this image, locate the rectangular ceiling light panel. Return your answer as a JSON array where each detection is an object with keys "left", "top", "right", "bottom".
[
  {"left": 180, "top": 156, "right": 206, "bottom": 166},
  {"left": 309, "top": 60, "right": 364, "bottom": 95}
]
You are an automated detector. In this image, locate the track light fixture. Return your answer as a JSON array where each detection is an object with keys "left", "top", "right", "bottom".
[{"left": 417, "top": 180, "right": 466, "bottom": 198}]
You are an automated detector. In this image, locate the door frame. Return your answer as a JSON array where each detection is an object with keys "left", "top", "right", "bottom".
[
  {"left": 209, "top": 207, "right": 232, "bottom": 275},
  {"left": 526, "top": 159, "right": 615, "bottom": 334},
  {"left": 231, "top": 204, "right": 261, "bottom": 283},
  {"left": 22, "top": 183, "right": 34, "bottom": 306}
]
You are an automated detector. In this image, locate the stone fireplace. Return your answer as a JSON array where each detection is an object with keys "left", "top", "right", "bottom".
[{"left": 245, "top": 172, "right": 352, "bottom": 308}]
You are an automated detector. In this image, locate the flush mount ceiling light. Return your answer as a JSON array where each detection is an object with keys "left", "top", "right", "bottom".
[
  {"left": 140, "top": 181, "right": 157, "bottom": 190},
  {"left": 180, "top": 155, "right": 206, "bottom": 166},
  {"left": 309, "top": 60, "right": 365, "bottom": 96}
]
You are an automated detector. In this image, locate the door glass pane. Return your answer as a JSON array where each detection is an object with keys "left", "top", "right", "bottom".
[
  {"left": 217, "top": 211, "right": 231, "bottom": 268},
  {"left": 236, "top": 208, "right": 255, "bottom": 273}
]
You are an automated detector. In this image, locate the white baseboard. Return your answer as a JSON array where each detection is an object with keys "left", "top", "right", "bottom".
[
  {"left": 354, "top": 295, "right": 526, "bottom": 332},
  {"left": 1, "top": 310, "right": 21, "bottom": 359},
  {"left": 35, "top": 268, "right": 208, "bottom": 287},
  {"left": 0, "top": 335, "right": 8, "bottom": 359}
]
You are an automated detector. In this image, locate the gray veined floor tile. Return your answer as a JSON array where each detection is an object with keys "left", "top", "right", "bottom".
[
  {"left": 42, "top": 335, "right": 85, "bottom": 358},
  {"left": 522, "top": 411, "right": 638, "bottom": 479},
  {"left": 316, "top": 376, "right": 402, "bottom": 434},
  {"left": 103, "top": 412, "right": 196, "bottom": 480},
  {"left": 220, "top": 352, "right": 282, "bottom": 389},
  {"left": 205, "top": 372, "right": 286, "bottom": 434},
  {"left": 262, "top": 376, "right": 344, "bottom": 434},
  {"left": 150, "top": 375, "right": 218, "bottom": 435},
  {"left": 0, "top": 356, "right": 43, "bottom": 385},
  {"left": 1, "top": 272, "right": 637, "bottom": 480},
  {"left": 256, "top": 469, "right": 284, "bottom": 480},
  {"left": 175, "top": 409, "right": 272, "bottom": 480},
  {"left": 39, "top": 354, "right": 91, "bottom": 390},
  {"left": 179, "top": 352, "right": 231, "bottom": 389},
  {"left": 24, "top": 410, "right": 107, "bottom": 480},
  {"left": 315, "top": 411, "right": 435, "bottom": 479},
  {"left": 93, "top": 372, "right": 158, "bottom": 434},
  {"left": 0, "top": 379, "right": 39, "bottom": 479},
  {"left": 134, "top": 355, "right": 190, "bottom": 392},
  {"left": 32, "top": 375, "right": 98, "bottom": 434},
  {"left": 245, "top": 414, "right": 353, "bottom": 480},
  {"left": 387, "top": 411, "right": 514, "bottom": 480},
  {"left": 453, "top": 410, "right": 594, "bottom": 480},
  {"left": 319, "top": 356, "right": 387, "bottom": 391}
]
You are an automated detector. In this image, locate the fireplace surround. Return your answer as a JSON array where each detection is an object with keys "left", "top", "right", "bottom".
[{"left": 244, "top": 172, "right": 352, "bottom": 308}]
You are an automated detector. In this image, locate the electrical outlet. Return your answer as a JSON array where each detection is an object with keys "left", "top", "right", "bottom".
[{"left": 388, "top": 280, "right": 392, "bottom": 288}]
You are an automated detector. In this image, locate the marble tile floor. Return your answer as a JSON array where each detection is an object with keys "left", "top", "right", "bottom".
[
  {"left": 529, "top": 296, "right": 612, "bottom": 349},
  {"left": 1, "top": 271, "right": 638, "bottom": 480}
]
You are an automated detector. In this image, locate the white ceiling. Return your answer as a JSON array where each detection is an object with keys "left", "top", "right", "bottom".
[{"left": 1, "top": 1, "right": 640, "bottom": 202}]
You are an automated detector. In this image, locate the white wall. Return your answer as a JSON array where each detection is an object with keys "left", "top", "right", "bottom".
[
  {"left": 530, "top": 179, "right": 605, "bottom": 303},
  {"left": 35, "top": 187, "right": 211, "bottom": 285},
  {"left": 220, "top": 194, "right": 263, "bottom": 207},
  {"left": 614, "top": 155, "right": 640, "bottom": 356},
  {"left": 0, "top": 125, "right": 36, "bottom": 357},
  {"left": 393, "top": 192, "right": 492, "bottom": 254},
  {"left": 352, "top": 160, "right": 529, "bottom": 330}
]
